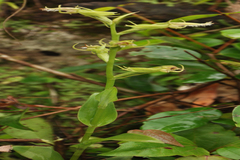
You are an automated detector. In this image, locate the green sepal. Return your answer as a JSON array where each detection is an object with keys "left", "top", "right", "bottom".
[{"left": 113, "top": 12, "right": 136, "bottom": 24}]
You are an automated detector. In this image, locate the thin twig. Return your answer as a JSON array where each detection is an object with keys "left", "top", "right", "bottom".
[
  {"left": 213, "top": 39, "right": 235, "bottom": 54},
  {"left": 2, "top": 0, "right": 27, "bottom": 43}
]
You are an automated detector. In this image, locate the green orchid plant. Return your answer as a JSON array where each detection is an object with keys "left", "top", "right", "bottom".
[{"left": 42, "top": 5, "right": 213, "bottom": 160}]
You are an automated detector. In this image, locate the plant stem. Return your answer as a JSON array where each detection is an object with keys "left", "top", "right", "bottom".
[
  {"left": 106, "top": 23, "right": 120, "bottom": 89},
  {"left": 70, "top": 23, "right": 120, "bottom": 160}
]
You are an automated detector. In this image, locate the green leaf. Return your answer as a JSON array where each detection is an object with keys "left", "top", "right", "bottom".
[
  {"left": 193, "top": 0, "right": 213, "bottom": 5},
  {"left": 0, "top": 110, "right": 31, "bottom": 130},
  {"left": 212, "top": 118, "right": 235, "bottom": 126},
  {"left": 127, "top": 130, "right": 184, "bottom": 147},
  {"left": 217, "top": 147, "right": 240, "bottom": 159},
  {"left": 195, "top": 38, "right": 224, "bottom": 47},
  {"left": 221, "top": 29, "right": 240, "bottom": 39},
  {"left": 153, "top": 36, "right": 201, "bottom": 50},
  {"left": 176, "top": 124, "right": 239, "bottom": 151},
  {"left": 125, "top": 74, "right": 167, "bottom": 92},
  {"left": 176, "top": 155, "right": 229, "bottom": 160},
  {"left": 100, "top": 135, "right": 209, "bottom": 157},
  {"left": 220, "top": 60, "right": 240, "bottom": 69},
  {"left": 13, "top": 146, "right": 64, "bottom": 160},
  {"left": 219, "top": 48, "right": 240, "bottom": 60},
  {"left": 94, "top": 102, "right": 117, "bottom": 127},
  {"left": 141, "top": 107, "right": 222, "bottom": 133},
  {"left": 183, "top": 71, "right": 226, "bottom": 83},
  {"left": 3, "top": 2, "right": 19, "bottom": 9},
  {"left": 104, "top": 133, "right": 165, "bottom": 143},
  {"left": 3, "top": 118, "right": 54, "bottom": 144},
  {"left": 172, "top": 13, "right": 219, "bottom": 22},
  {"left": 106, "top": 157, "right": 133, "bottom": 160},
  {"left": 78, "top": 93, "right": 99, "bottom": 126},
  {"left": 78, "top": 93, "right": 117, "bottom": 127},
  {"left": 232, "top": 105, "right": 240, "bottom": 127},
  {"left": 130, "top": 46, "right": 201, "bottom": 60},
  {"left": 96, "top": 87, "right": 118, "bottom": 107}
]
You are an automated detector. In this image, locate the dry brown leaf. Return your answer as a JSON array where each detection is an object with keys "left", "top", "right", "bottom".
[
  {"left": 217, "top": 80, "right": 238, "bottom": 103},
  {"left": 128, "top": 129, "right": 184, "bottom": 147},
  {"left": 179, "top": 83, "right": 219, "bottom": 108},
  {"left": 145, "top": 101, "right": 181, "bottom": 115},
  {"left": 0, "top": 145, "right": 12, "bottom": 152}
]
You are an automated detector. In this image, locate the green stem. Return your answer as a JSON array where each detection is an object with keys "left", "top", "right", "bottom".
[
  {"left": 105, "top": 23, "right": 120, "bottom": 89},
  {"left": 70, "top": 22, "right": 120, "bottom": 160}
]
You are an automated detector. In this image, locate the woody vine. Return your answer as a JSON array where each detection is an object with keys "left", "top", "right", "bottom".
[{"left": 42, "top": 5, "right": 212, "bottom": 160}]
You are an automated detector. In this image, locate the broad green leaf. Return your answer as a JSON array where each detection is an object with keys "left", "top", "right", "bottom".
[
  {"left": 3, "top": 118, "right": 53, "bottom": 144},
  {"left": 0, "top": 110, "right": 31, "bottom": 130},
  {"left": 176, "top": 155, "right": 229, "bottom": 160},
  {"left": 96, "top": 87, "right": 118, "bottom": 107},
  {"left": 78, "top": 93, "right": 99, "bottom": 126},
  {"left": 141, "top": 107, "right": 222, "bottom": 133},
  {"left": 100, "top": 134, "right": 209, "bottom": 157},
  {"left": 94, "top": 102, "right": 117, "bottom": 127},
  {"left": 219, "top": 48, "right": 240, "bottom": 60},
  {"left": 176, "top": 124, "right": 239, "bottom": 151},
  {"left": 217, "top": 147, "right": 240, "bottom": 159},
  {"left": 78, "top": 92, "right": 117, "bottom": 127},
  {"left": 104, "top": 133, "right": 165, "bottom": 143},
  {"left": 127, "top": 130, "right": 183, "bottom": 147},
  {"left": 232, "top": 105, "right": 240, "bottom": 127},
  {"left": 221, "top": 29, "right": 240, "bottom": 39},
  {"left": 172, "top": 13, "right": 219, "bottom": 22},
  {"left": 13, "top": 146, "right": 64, "bottom": 160},
  {"left": 183, "top": 71, "right": 226, "bottom": 83},
  {"left": 130, "top": 46, "right": 201, "bottom": 60}
]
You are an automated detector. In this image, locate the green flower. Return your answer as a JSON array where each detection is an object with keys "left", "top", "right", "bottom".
[
  {"left": 73, "top": 39, "right": 109, "bottom": 62},
  {"left": 42, "top": 5, "right": 117, "bottom": 27}
]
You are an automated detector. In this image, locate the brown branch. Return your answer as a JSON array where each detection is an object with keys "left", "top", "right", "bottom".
[
  {"left": 214, "top": 9, "right": 240, "bottom": 24},
  {"left": 213, "top": 39, "right": 235, "bottom": 54}
]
